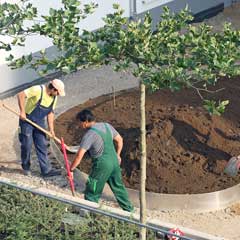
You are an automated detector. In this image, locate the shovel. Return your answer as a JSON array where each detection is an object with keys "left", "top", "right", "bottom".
[
  {"left": 224, "top": 156, "right": 240, "bottom": 177},
  {"left": 61, "top": 137, "right": 75, "bottom": 196},
  {"left": 1, "top": 102, "right": 79, "bottom": 154}
]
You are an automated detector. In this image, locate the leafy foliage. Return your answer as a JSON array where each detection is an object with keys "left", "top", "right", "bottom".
[
  {"left": 0, "top": 185, "right": 67, "bottom": 239},
  {"left": 95, "top": 5, "right": 240, "bottom": 115},
  {"left": 2, "top": 0, "right": 100, "bottom": 75},
  {"left": 2, "top": 2, "right": 240, "bottom": 113},
  {"left": 203, "top": 99, "right": 229, "bottom": 116},
  {"left": 0, "top": 0, "right": 37, "bottom": 51},
  {"left": 0, "top": 185, "right": 156, "bottom": 239}
]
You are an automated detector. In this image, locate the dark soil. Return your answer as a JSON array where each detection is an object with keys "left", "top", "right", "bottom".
[{"left": 55, "top": 76, "right": 240, "bottom": 194}]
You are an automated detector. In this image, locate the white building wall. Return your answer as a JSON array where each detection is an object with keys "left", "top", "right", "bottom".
[
  {"left": 0, "top": 0, "right": 130, "bottom": 94},
  {"left": 0, "top": 0, "right": 235, "bottom": 94}
]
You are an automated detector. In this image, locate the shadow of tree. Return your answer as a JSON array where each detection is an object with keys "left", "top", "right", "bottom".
[
  {"left": 215, "top": 128, "right": 240, "bottom": 141},
  {"left": 171, "top": 119, "right": 231, "bottom": 172},
  {"left": 115, "top": 127, "right": 140, "bottom": 178}
]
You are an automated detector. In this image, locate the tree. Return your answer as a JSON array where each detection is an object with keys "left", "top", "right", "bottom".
[
  {"left": 0, "top": 0, "right": 37, "bottom": 53},
  {"left": 92, "top": 6, "right": 240, "bottom": 239},
  {"left": 3, "top": 2, "right": 240, "bottom": 240}
]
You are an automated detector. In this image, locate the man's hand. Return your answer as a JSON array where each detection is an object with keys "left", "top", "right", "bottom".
[
  {"left": 68, "top": 171, "right": 74, "bottom": 181},
  {"left": 114, "top": 134, "right": 123, "bottom": 164},
  {"left": 19, "top": 111, "right": 26, "bottom": 120},
  {"left": 117, "top": 154, "right": 122, "bottom": 165},
  {"left": 49, "top": 129, "right": 55, "bottom": 138}
]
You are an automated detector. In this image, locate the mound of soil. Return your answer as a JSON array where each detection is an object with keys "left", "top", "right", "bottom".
[{"left": 55, "top": 76, "right": 240, "bottom": 194}]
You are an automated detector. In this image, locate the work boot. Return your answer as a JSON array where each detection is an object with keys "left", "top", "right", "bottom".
[
  {"left": 23, "top": 170, "right": 31, "bottom": 176},
  {"left": 42, "top": 169, "right": 62, "bottom": 178}
]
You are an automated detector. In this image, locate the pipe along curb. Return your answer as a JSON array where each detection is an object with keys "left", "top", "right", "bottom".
[{"left": 50, "top": 139, "right": 240, "bottom": 213}]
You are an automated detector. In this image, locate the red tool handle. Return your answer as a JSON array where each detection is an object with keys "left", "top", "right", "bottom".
[{"left": 61, "top": 137, "right": 75, "bottom": 196}]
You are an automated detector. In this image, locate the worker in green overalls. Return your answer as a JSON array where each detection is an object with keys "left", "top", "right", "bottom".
[{"left": 70, "top": 109, "right": 133, "bottom": 212}]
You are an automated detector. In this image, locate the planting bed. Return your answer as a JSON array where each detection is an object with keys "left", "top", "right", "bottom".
[{"left": 55, "top": 76, "right": 240, "bottom": 194}]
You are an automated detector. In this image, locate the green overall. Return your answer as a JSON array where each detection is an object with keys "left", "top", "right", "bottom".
[{"left": 84, "top": 123, "right": 133, "bottom": 212}]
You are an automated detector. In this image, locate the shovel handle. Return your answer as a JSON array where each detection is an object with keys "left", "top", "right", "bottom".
[
  {"left": 2, "top": 103, "right": 64, "bottom": 146},
  {"left": 61, "top": 137, "right": 75, "bottom": 196}
]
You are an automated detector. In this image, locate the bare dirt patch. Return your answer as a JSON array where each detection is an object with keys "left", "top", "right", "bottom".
[{"left": 55, "top": 76, "right": 240, "bottom": 194}]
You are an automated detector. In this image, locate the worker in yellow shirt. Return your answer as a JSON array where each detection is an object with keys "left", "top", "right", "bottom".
[{"left": 17, "top": 79, "right": 65, "bottom": 177}]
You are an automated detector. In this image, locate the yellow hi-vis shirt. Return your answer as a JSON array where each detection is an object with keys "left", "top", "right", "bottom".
[{"left": 24, "top": 85, "right": 57, "bottom": 115}]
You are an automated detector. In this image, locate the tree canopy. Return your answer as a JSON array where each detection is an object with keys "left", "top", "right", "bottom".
[{"left": 2, "top": 1, "right": 240, "bottom": 114}]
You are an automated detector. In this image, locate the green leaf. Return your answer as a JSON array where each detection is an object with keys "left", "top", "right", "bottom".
[
  {"left": 11, "top": 38, "right": 18, "bottom": 45},
  {"left": 5, "top": 54, "right": 14, "bottom": 61},
  {"left": 62, "top": 66, "right": 71, "bottom": 73},
  {"left": 27, "top": 54, "right": 32, "bottom": 62},
  {"left": 113, "top": 3, "right": 120, "bottom": 10},
  {"left": 40, "top": 49, "right": 45, "bottom": 55},
  {"left": 203, "top": 99, "right": 229, "bottom": 116}
]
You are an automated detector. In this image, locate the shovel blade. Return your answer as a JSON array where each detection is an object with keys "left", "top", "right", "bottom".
[
  {"left": 224, "top": 156, "right": 240, "bottom": 177},
  {"left": 66, "top": 146, "right": 79, "bottom": 154}
]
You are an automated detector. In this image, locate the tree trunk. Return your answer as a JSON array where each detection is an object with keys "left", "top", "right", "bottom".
[{"left": 140, "top": 82, "right": 146, "bottom": 240}]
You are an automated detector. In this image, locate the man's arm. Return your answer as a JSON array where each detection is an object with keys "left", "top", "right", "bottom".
[
  {"left": 47, "top": 111, "right": 55, "bottom": 137},
  {"left": 114, "top": 134, "right": 123, "bottom": 164},
  {"left": 70, "top": 148, "right": 87, "bottom": 171},
  {"left": 17, "top": 91, "right": 27, "bottom": 120}
]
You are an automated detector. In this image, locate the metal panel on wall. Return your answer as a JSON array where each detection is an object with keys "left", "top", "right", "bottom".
[{"left": 136, "top": 0, "right": 226, "bottom": 14}]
